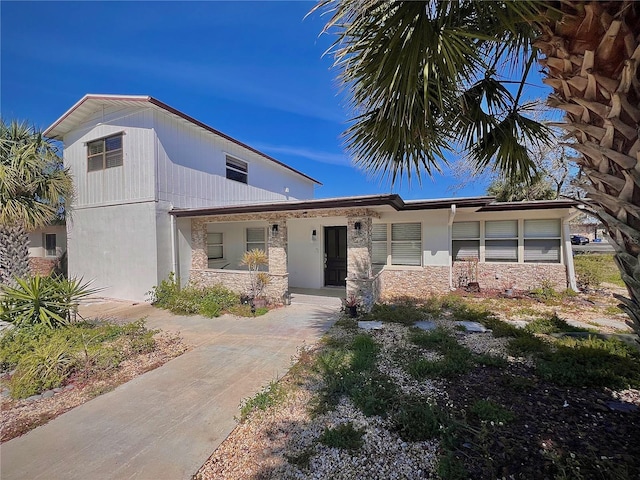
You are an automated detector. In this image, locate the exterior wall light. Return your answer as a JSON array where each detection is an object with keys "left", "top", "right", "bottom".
[
  {"left": 271, "top": 224, "right": 279, "bottom": 235},
  {"left": 354, "top": 221, "right": 362, "bottom": 231},
  {"left": 311, "top": 229, "right": 317, "bottom": 241}
]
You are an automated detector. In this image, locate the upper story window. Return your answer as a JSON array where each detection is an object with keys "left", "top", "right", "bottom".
[
  {"left": 226, "top": 156, "right": 248, "bottom": 184},
  {"left": 87, "top": 134, "right": 123, "bottom": 172}
]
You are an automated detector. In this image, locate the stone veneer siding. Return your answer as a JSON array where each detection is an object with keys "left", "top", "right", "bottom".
[
  {"left": 189, "top": 269, "right": 288, "bottom": 304},
  {"left": 377, "top": 267, "right": 451, "bottom": 301},
  {"left": 452, "top": 262, "right": 568, "bottom": 291},
  {"left": 29, "top": 257, "right": 57, "bottom": 276}
]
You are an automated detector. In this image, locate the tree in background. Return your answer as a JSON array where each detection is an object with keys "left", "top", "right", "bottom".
[
  {"left": 0, "top": 120, "right": 74, "bottom": 285},
  {"left": 315, "top": 0, "right": 640, "bottom": 337}
]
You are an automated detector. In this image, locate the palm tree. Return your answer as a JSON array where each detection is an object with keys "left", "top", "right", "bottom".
[
  {"left": 315, "top": 0, "right": 640, "bottom": 336},
  {"left": 0, "top": 120, "right": 74, "bottom": 285}
]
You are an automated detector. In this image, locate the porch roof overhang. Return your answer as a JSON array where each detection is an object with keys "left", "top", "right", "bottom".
[{"left": 168, "top": 194, "right": 577, "bottom": 219}]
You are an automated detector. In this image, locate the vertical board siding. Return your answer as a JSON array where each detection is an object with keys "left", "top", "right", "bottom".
[
  {"left": 153, "top": 110, "right": 315, "bottom": 209},
  {"left": 63, "top": 105, "right": 155, "bottom": 207}
]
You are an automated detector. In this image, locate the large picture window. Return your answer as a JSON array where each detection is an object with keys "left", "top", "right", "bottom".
[
  {"left": 226, "top": 156, "right": 248, "bottom": 184},
  {"left": 87, "top": 134, "right": 123, "bottom": 172}
]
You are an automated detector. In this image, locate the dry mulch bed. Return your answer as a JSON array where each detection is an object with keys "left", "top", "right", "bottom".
[{"left": 0, "top": 332, "right": 188, "bottom": 442}]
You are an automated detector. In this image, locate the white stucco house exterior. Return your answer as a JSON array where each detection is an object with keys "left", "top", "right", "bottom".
[{"left": 45, "top": 94, "right": 578, "bottom": 305}]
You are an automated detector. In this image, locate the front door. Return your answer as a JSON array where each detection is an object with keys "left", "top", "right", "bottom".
[{"left": 324, "top": 226, "right": 347, "bottom": 286}]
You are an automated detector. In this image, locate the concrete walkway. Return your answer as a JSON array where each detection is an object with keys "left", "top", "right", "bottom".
[{"left": 0, "top": 295, "right": 340, "bottom": 480}]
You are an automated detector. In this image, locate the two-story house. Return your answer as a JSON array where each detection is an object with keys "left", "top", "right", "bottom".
[{"left": 45, "top": 94, "right": 578, "bottom": 306}]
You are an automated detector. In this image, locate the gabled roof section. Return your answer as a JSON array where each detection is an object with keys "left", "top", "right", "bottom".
[{"left": 44, "top": 94, "right": 321, "bottom": 185}]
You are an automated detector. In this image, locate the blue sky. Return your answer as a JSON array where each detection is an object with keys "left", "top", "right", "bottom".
[{"left": 1, "top": 1, "right": 548, "bottom": 199}]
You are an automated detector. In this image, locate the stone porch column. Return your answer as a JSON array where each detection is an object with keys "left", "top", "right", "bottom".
[
  {"left": 191, "top": 218, "right": 208, "bottom": 270},
  {"left": 346, "top": 216, "right": 375, "bottom": 309},
  {"left": 268, "top": 219, "right": 287, "bottom": 275}
]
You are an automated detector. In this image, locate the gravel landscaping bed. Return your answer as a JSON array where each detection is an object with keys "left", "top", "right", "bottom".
[{"left": 196, "top": 292, "right": 640, "bottom": 479}]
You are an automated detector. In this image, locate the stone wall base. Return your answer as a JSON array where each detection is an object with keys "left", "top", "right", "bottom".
[
  {"left": 29, "top": 257, "right": 57, "bottom": 276},
  {"left": 378, "top": 267, "right": 451, "bottom": 302},
  {"left": 452, "top": 262, "right": 568, "bottom": 291},
  {"left": 189, "top": 269, "right": 288, "bottom": 304}
]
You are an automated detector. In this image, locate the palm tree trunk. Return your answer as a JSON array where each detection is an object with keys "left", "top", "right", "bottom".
[
  {"left": 535, "top": 1, "right": 640, "bottom": 336},
  {"left": 0, "top": 224, "right": 31, "bottom": 286}
]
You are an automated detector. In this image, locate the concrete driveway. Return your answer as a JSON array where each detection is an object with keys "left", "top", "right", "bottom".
[{"left": 0, "top": 295, "right": 340, "bottom": 480}]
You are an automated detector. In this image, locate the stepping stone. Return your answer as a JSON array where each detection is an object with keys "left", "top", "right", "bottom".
[
  {"left": 414, "top": 321, "right": 437, "bottom": 331},
  {"left": 605, "top": 400, "right": 639, "bottom": 413},
  {"left": 358, "top": 321, "right": 383, "bottom": 331},
  {"left": 454, "top": 321, "right": 488, "bottom": 333}
]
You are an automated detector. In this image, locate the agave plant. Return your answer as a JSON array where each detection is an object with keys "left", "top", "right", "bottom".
[{"left": 0, "top": 275, "right": 99, "bottom": 328}]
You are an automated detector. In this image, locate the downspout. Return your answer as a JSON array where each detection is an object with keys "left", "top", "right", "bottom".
[
  {"left": 448, "top": 204, "right": 456, "bottom": 289},
  {"left": 170, "top": 207, "right": 180, "bottom": 287},
  {"left": 563, "top": 211, "right": 579, "bottom": 292}
]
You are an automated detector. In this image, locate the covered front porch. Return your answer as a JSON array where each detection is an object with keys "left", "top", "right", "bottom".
[{"left": 183, "top": 206, "right": 381, "bottom": 307}]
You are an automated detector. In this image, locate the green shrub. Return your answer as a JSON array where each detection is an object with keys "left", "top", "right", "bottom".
[
  {"left": 506, "top": 335, "right": 551, "bottom": 356},
  {"left": 529, "top": 280, "right": 560, "bottom": 303},
  {"left": 407, "top": 347, "right": 473, "bottom": 379},
  {"left": 350, "top": 334, "right": 378, "bottom": 372},
  {"left": 149, "top": 276, "right": 241, "bottom": 317},
  {"left": 8, "top": 335, "right": 75, "bottom": 398},
  {"left": 350, "top": 371, "right": 397, "bottom": 416},
  {"left": 536, "top": 336, "right": 640, "bottom": 388},
  {"left": 480, "top": 317, "right": 524, "bottom": 338},
  {"left": 409, "top": 327, "right": 459, "bottom": 351},
  {"left": 525, "top": 314, "right": 592, "bottom": 334},
  {"left": 363, "top": 302, "right": 426, "bottom": 325},
  {"left": 437, "top": 452, "right": 468, "bottom": 480},
  {"left": 0, "top": 275, "right": 97, "bottom": 329},
  {"left": 470, "top": 399, "right": 515, "bottom": 424},
  {"left": 392, "top": 398, "right": 444, "bottom": 441},
  {"left": 319, "top": 422, "right": 364, "bottom": 450},
  {"left": 146, "top": 272, "right": 180, "bottom": 308},
  {"left": 2, "top": 319, "right": 160, "bottom": 398}
]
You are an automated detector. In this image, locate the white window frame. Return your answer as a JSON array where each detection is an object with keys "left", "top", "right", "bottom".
[
  {"left": 372, "top": 223, "right": 422, "bottom": 268},
  {"left": 524, "top": 219, "right": 562, "bottom": 264},
  {"left": 87, "top": 133, "right": 123, "bottom": 172},
  {"left": 226, "top": 155, "right": 248, "bottom": 184},
  {"left": 44, "top": 233, "right": 57, "bottom": 257},
  {"left": 452, "top": 221, "right": 480, "bottom": 261},
  {"left": 485, "top": 220, "right": 518, "bottom": 263},
  {"left": 371, "top": 223, "right": 388, "bottom": 273},
  {"left": 207, "top": 232, "right": 224, "bottom": 268},
  {"left": 246, "top": 227, "right": 266, "bottom": 252},
  {"left": 452, "top": 219, "right": 562, "bottom": 265}
]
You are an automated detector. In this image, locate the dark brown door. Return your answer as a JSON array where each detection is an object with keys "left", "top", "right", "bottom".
[{"left": 324, "top": 226, "right": 347, "bottom": 286}]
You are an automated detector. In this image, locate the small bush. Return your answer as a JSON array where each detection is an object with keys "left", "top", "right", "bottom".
[
  {"left": 285, "top": 447, "right": 315, "bottom": 469},
  {"left": 574, "top": 254, "right": 623, "bottom": 288},
  {"left": 479, "top": 317, "right": 525, "bottom": 338},
  {"left": 350, "top": 334, "right": 378, "bottom": 372},
  {"left": 319, "top": 422, "right": 364, "bottom": 450},
  {"left": 0, "top": 275, "right": 97, "bottom": 329},
  {"left": 407, "top": 348, "right": 473, "bottom": 379},
  {"left": 507, "top": 335, "right": 551, "bottom": 357},
  {"left": 350, "top": 371, "right": 398, "bottom": 417},
  {"left": 525, "top": 313, "right": 592, "bottom": 334},
  {"left": 437, "top": 452, "right": 468, "bottom": 480},
  {"left": 392, "top": 398, "right": 444, "bottom": 441},
  {"left": 8, "top": 335, "right": 74, "bottom": 398},
  {"left": 363, "top": 302, "right": 426, "bottom": 325},
  {"left": 529, "top": 280, "right": 560, "bottom": 303},
  {"left": 536, "top": 336, "right": 640, "bottom": 388},
  {"left": 470, "top": 399, "right": 515, "bottom": 424},
  {"left": 149, "top": 276, "right": 241, "bottom": 317},
  {"left": 409, "top": 327, "right": 459, "bottom": 351}
]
